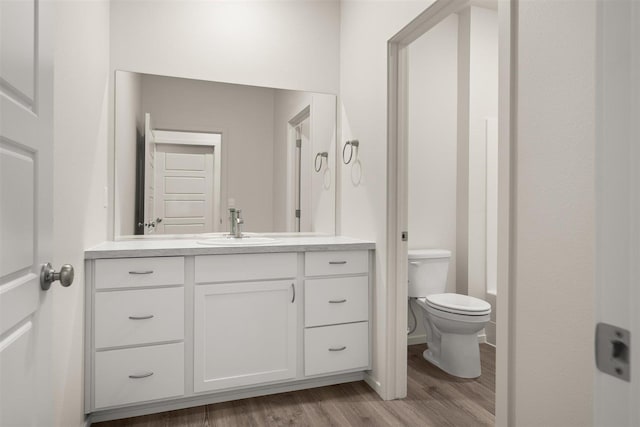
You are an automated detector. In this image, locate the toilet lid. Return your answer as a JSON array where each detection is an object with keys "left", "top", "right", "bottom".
[{"left": 425, "top": 293, "right": 491, "bottom": 315}]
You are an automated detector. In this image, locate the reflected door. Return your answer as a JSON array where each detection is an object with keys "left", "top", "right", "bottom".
[
  {"left": 154, "top": 144, "right": 214, "bottom": 234},
  {"left": 293, "top": 117, "right": 311, "bottom": 232}
]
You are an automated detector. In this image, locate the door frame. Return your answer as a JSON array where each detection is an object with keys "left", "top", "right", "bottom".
[
  {"left": 287, "top": 105, "right": 311, "bottom": 232},
  {"left": 594, "top": 0, "right": 640, "bottom": 424},
  {"left": 385, "top": 1, "right": 515, "bottom": 425}
]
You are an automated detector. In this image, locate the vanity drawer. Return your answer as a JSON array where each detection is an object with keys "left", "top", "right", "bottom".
[
  {"left": 304, "top": 322, "right": 369, "bottom": 376},
  {"left": 305, "top": 276, "right": 368, "bottom": 327},
  {"left": 95, "top": 287, "right": 184, "bottom": 349},
  {"left": 305, "top": 251, "right": 368, "bottom": 277},
  {"left": 195, "top": 253, "right": 297, "bottom": 283},
  {"left": 94, "top": 257, "right": 184, "bottom": 289},
  {"left": 94, "top": 343, "right": 184, "bottom": 409}
]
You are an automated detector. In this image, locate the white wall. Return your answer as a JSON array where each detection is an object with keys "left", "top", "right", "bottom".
[
  {"left": 114, "top": 71, "right": 142, "bottom": 236},
  {"left": 272, "top": 91, "right": 337, "bottom": 234},
  {"left": 407, "top": 13, "right": 459, "bottom": 292},
  {"left": 139, "top": 75, "right": 276, "bottom": 232},
  {"left": 467, "top": 6, "right": 498, "bottom": 302},
  {"left": 406, "top": 14, "right": 459, "bottom": 342},
  {"left": 510, "top": 1, "right": 595, "bottom": 425},
  {"left": 468, "top": 6, "right": 498, "bottom": 345},
  {"left": 308, "top": 94, "right": 337, "bottom": 234},
  {"left": 109, "top": 0, "right": 341, "bottom": 238},
  {"left": 53, "top": 1, "right": 110, "bottom": 426},
  {"left": 339, "top": 0, "right": 434, "bottom": 396},
  {"left": 109, "top": 0, "right": 340, "bottom": 94}
]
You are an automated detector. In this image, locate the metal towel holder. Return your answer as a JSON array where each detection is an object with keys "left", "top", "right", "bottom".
[{"left": 343, "top": 140, "right": 360, "bottom": 164}]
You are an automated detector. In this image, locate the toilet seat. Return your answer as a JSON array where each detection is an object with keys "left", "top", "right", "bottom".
[{"left": 420, "top": 293, "right": 491, "bottom": 316}]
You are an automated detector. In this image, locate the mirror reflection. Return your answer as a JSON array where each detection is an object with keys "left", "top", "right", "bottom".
[{"left": 114, "top": 71, "right": 337, "bottom": 237}]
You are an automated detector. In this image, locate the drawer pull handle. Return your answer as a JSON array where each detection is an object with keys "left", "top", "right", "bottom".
[
  {"left": 291, "top": 283, "right": 296, "bottom": 303},
  {"left": 128, "top": 372, "right": 154, "bottom": 379},
  {"left": 329, "top": 346, "right": 347, "bottom": 352},
  {"left": 128, "top": 315, "right": 154, "bottom": 320},
  {"left": 329, "top": 299, "right": 347, "bottom": 304},
  {"left": 329, "top": 261, "right": 347, "bottom": 265},
  {"left": 128, "top": 270, "right": 154, "bottom": 275}
]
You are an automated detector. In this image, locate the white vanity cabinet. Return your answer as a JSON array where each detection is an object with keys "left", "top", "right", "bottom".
[
  {"left": 85, "top": 240, "right": 373, "bottom": 423},
  {"left": 303, "top": 251, "right": 370, "bottom": 376},
  {"left": 87, "top": 256, "right": 186, "bottom": 411},
  {"left": 193, "top": 253, "right": 298, "bottom": 392}
]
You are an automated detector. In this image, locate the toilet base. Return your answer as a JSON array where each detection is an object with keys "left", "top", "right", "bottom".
[{"left": 422, "top": 332, "right": 482, "bottom": 378}]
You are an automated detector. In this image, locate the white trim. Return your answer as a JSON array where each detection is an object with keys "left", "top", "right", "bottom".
[
  {"left": 408, "top": 335, "right": 427, "bottom": 346},
  {"left": 387, "top": 1, "right": 514, "bottom": 424},
  {"left": 88, "top": 372, "right": 365, "bottom": 424},
  {"left": 149, "top": 128, "right": 223, "bottom": 233},
  {"left": 364, "top": 372, "right": 383, "bottom": 396},
  {"left": 495, "top": 2, "right": 516, "bottom": 426},
  {"left": 286, "top": 105, "right": 311, "bottom": 232},
  {"left": 152, "top": 129, "right": 222, "bottom": 147},
  {"left": 407, "top": 333, "right": 486, "bottom": 346}
]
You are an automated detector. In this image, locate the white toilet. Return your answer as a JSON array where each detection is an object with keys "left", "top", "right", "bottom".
[{"left": 408, "top": 249, "right": 491, "bottom": 378}]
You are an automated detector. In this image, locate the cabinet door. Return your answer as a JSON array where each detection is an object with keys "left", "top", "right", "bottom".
[{"left": 194, "top": 280, "right": 297, "bottom": 392}]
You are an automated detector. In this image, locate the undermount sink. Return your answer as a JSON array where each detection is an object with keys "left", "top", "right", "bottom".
[{"left": 197, "top": 236, "right": 280, "bottom": 246}]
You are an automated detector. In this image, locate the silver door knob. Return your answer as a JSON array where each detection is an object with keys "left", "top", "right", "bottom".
[{"left": 40, "top": 263, "right": 74, "bottom": 290}]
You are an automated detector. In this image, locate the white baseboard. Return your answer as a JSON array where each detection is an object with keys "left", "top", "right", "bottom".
[
  {"left": 485, "top": 321, "right": 497, "bottom": 346},
  {"left": 363, "top": 373, "right": 384, "bottom": 398},
  {"left": 407, "top": 334, "right": 426, "bottom": 345},
  {"left": 477, "top": 331, "right": 487, "bottom": 343},
  {"left": 407, "top": 332, "right": 486, "bottom": 346}
]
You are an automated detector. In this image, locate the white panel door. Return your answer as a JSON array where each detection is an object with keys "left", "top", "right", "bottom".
[
  {"left": 0, "top": 1, "right": 55, "bottom": 426},
  {"left": 595, "top": 1, "right": 640, "bottom": 425},
  {"left": 194, "top": 280, "right": 297, "bottom": 392},
  {"left": 154, "top": 144, "right": 214, "bottom": 234}
]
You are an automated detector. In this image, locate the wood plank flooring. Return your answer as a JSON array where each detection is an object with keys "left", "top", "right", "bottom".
[{"left": 94, "top": 344, "right": 495, "bottom": 427}]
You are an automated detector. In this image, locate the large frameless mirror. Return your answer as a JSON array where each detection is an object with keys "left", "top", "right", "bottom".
[{"left": 114, "top": 71, "right": 337, "bottom": 238}]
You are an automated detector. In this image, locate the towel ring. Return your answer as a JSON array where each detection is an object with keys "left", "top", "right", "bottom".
[
  {"left": 343, "top": 140, "right": 360, "bottom": 164},
  {"left": 314, "top": 152, "right": 329, "bottom": 172}
]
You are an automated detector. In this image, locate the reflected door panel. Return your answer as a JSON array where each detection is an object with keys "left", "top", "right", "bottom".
[{"left": 154, "top": 144, "right": 214, "bottom": 234}]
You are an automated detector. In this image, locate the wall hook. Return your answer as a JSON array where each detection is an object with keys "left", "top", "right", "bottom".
[
  {"left": 343, "top": 140, "right": 360, "bottom": 164},
  {"left": 314, "top": 152, "right": 329, "bottom": 172}
]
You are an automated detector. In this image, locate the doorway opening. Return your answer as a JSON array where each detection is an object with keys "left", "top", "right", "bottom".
[{"left": 386, "top": 0, "right": 513, "bottom": 422}]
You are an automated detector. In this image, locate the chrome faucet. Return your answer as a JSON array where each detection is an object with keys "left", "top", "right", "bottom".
[{"left": 229, "top": 208, "right": 244, "bottom": 238}]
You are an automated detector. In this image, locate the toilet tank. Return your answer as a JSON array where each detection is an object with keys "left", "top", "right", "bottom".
[{"left": 408, "top": 249, "right": 451, "bottom": 298}]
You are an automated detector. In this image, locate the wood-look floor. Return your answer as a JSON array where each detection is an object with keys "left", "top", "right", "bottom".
[{"left": 95, "top": 344, "right": 495, "bottom": 427}]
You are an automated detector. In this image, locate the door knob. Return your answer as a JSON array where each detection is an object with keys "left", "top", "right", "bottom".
[{"left": 40, "top": 263, "right": 74, "bottom": 290}]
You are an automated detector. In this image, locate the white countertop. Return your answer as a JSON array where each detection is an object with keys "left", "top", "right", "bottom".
[{"left": 85, "top": 235, "right": 375, "bottom": 259}]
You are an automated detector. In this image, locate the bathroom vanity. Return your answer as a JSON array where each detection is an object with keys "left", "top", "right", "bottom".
[{"left": 84, "top": 236, "right": 374, "bottom": 422}]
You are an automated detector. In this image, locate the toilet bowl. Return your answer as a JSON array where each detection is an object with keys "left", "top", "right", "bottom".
[{"left": 408, "top": 249, "right": 491, "bottom": 378}]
